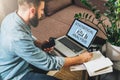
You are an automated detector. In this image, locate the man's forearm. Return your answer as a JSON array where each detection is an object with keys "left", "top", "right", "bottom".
[{"left": 63, "top": 56, "right": 82, "bottom": 67}]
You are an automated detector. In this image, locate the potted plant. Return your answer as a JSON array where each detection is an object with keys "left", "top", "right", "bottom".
[{"left": 74, "top": 0, "right": 120, "bottom": 70}]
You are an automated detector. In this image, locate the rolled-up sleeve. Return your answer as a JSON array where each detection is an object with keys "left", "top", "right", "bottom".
[
  {"left": 12, "top": 38, "right": 65, "bottom": 71},
  {"left": 32, "top": 35, "right": 37, "bottom": 41}
]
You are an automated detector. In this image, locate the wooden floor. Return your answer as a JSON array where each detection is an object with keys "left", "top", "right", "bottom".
[{"left": 53, "top": 67, "right": 88, "bottom": 80}]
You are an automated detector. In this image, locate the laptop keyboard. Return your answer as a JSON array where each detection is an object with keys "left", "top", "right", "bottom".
[{"left": 58, "top": 37, "right": 83, "bottom": 53}]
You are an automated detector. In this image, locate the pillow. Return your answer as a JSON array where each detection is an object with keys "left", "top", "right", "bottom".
[
  {"left": 73, "top": 0, "right": 107, "bottom": 13},
  {"left": 45, "top": 0, "right": 72, "bottom": 16},
  {"left": 73, "top": 0, "right": 89, "bottom": 9}
]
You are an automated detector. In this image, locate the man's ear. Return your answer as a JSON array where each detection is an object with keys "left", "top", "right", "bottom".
[{"left": 30, "top": 7, "right": 36, "bottom": 14}]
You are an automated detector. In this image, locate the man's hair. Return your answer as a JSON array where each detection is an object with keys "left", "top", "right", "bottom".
[{"left": 18, "top": 0, "right": 44, "bottom": 8}]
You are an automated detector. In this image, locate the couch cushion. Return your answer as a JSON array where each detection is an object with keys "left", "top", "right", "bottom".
[
  {"left": 50, "top": 5, "right": 106, "bottom": 39},
  {"left": 73, "top": 0, "right": 107, "bottom": 13},
  {"left": 32, "top": 17, "right": 70, "bottom": 42},
  {"left": 50, "top": 5, "right": 92, "bottom": 25},
  {"left": 45, "top": 0, "right": 72, "bottom": 16},
  {"left": 73, "top": 0, "right": 88, "bottom": 9}
]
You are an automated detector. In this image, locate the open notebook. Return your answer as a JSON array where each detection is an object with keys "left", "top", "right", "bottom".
[{"left": 70, "top": 51, "right": 113, "bottom": 76}]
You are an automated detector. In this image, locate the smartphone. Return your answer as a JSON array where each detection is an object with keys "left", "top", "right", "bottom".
[{"left": 41, "top": 37, "right": 55, "bottom": 49}]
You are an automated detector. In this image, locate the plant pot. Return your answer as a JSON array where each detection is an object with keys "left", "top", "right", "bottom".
[
  {"left": 106, "top": 42, "right": 120, "bottom": 61},
  {"left": 106, "top": 42, "right": 120, "bottom": 70}
]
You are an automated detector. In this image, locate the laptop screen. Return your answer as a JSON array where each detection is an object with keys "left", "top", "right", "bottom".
[{"left": 67, "top": 19, "right": 98, "bottom": 49}]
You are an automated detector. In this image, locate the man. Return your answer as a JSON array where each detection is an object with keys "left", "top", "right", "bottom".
[{"left": 0, "top": 0, "right": 92, "bottom": 80}]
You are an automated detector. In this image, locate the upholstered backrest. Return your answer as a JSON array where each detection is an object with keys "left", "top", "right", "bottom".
[
  {"left": 0, "top": 0, "right": 73, "bottom": 23},
  {"left": 73, "top": 0, "right": 107, "bottom": 13},
  {"left": 0, "top": 0, "right": 18, "bottom": 24},
  {"left": 45, "top": 0, "right": 72, "bottom": 16}
]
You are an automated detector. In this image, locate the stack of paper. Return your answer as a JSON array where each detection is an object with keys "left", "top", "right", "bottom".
[{"left": 70, "top": 51, "right": 113, "bottom": 76}]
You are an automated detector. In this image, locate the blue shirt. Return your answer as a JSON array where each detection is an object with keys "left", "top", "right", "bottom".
[{"left": 0, "top": 12, "right": 65, "bottom": 80}]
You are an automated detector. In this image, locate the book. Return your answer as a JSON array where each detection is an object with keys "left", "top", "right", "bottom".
[
  {"left": 70, "top": 51, "right": 113, "bottom": 76},
  {"left": 84, "top": 57, "right": 113, "bottom": 76}
]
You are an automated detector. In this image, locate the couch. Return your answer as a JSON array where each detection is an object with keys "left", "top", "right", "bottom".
[
  {"left": 32, "top": 0, "right": 107, "bottom": 43},
  {"left": 0, "top": 0, "right": 107, "bottom": 43}
]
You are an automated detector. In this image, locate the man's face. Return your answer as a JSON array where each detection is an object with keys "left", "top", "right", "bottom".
[{"left": 29, "top": 1, "right": 45, "bottom": 27}]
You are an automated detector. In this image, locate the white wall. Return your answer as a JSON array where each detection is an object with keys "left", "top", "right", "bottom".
[{"left": 0, "top": 0, "right": 18, "bottom": 24}]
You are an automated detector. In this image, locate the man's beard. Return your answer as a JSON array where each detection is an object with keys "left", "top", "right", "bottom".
[{"left": 29, "top": 13, "right": 39, "bottom": 27}]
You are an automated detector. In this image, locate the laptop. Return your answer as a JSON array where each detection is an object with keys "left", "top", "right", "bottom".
[{"left": 54, "top": 19, "right": 98, "bottom": 57}]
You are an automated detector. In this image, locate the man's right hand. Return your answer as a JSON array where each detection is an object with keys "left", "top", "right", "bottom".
[
  {"left": 63, "top": 51, "right": 93, "bottom": 67},
  {"left": 78, "top": 51, "right": 93, "bottom": 63}
]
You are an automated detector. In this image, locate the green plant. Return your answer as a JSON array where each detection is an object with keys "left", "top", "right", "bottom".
[{"left": 75, "top": 0, "right": 120, "bottom": 46}]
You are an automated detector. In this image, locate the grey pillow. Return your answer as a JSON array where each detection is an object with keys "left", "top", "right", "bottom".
[
  {"left": 73, "top": 0, "right": 107, "bottom": 13},
  {"left": 45, "top": 0, "right": 72, "bottom": 16},
  {"left": 73, "top": 0, "right": 89, "bottom": 9}
]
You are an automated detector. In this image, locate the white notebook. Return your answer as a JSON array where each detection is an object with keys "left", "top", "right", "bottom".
[
  {"left": 70, "top": 51, "right": 113, "bottom": 76},
  {"left": 84, "top": 57, "right": 113, "bottom": 76}
]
